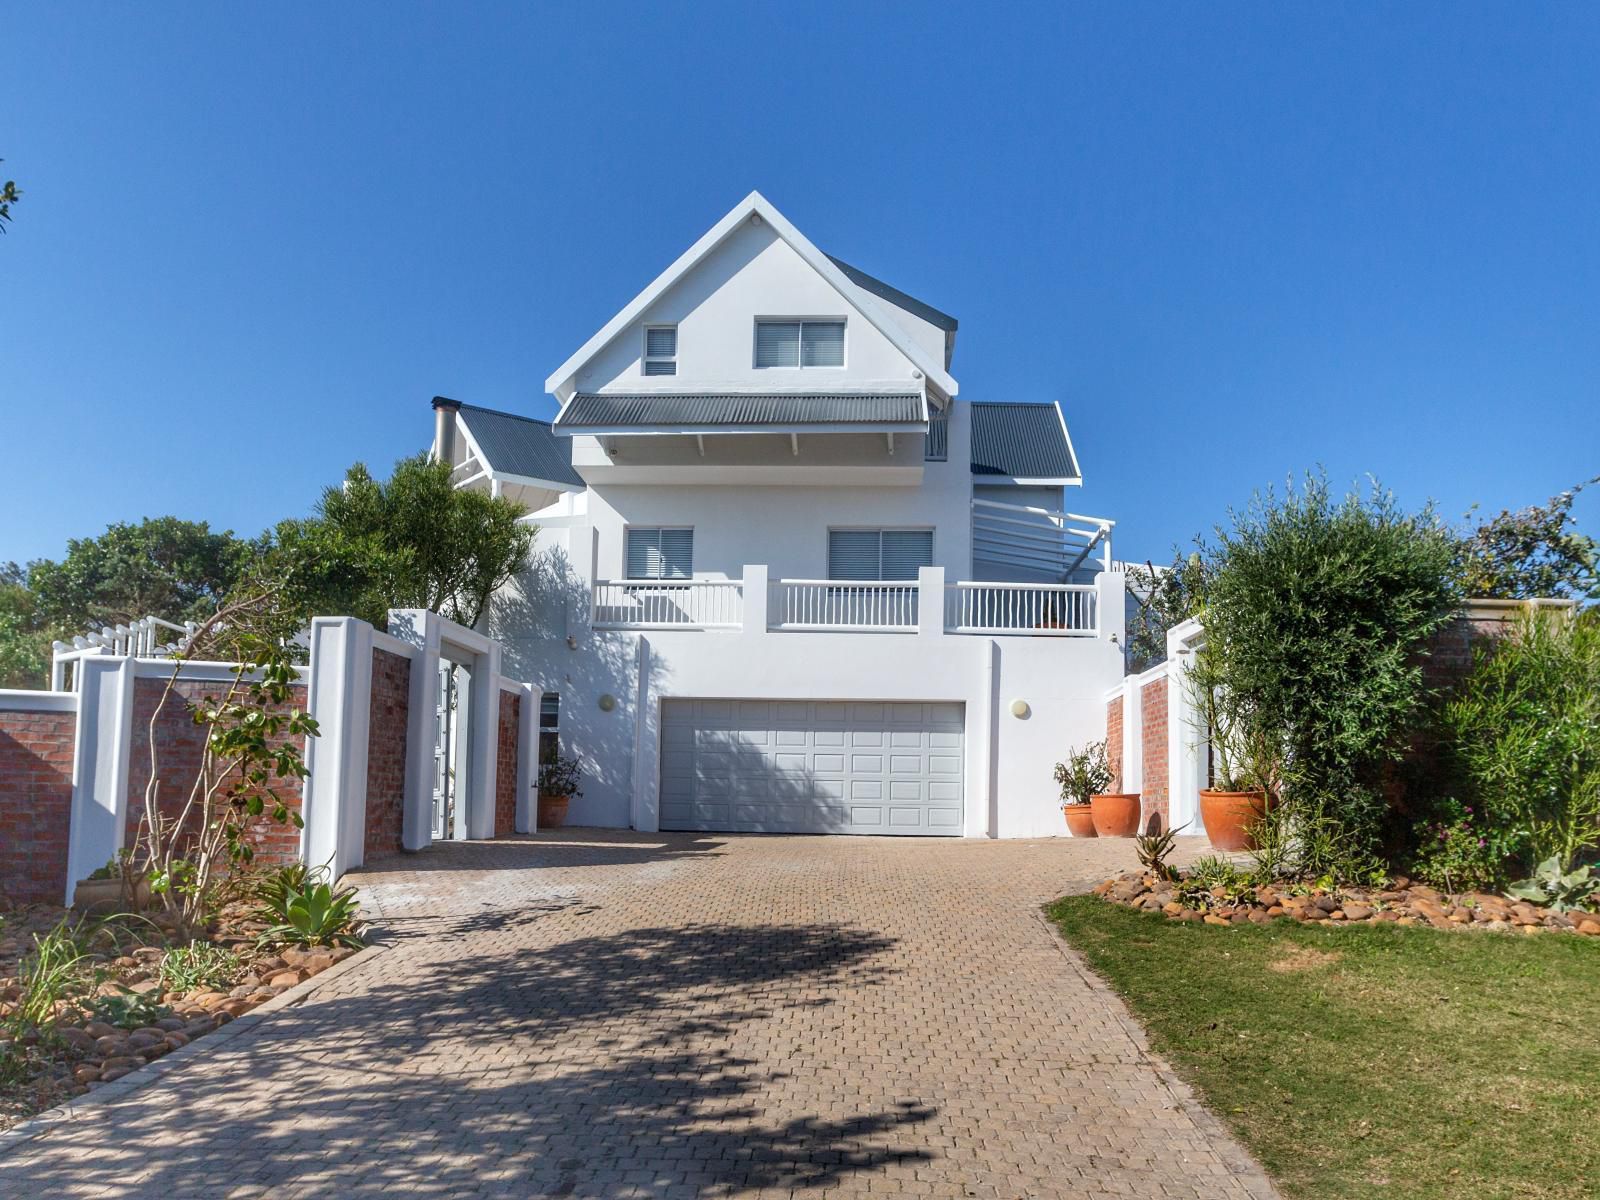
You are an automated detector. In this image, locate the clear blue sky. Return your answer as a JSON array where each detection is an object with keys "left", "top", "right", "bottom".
[{"left": 4, "top": 3, "right": 1597, "bottom": 568}]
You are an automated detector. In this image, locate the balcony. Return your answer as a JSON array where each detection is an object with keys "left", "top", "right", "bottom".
[{"left": 590, "top": 569, "right": 1115, "bottom": 639}]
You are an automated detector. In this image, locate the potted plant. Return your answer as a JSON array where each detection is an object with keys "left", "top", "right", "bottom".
[
  {"left": 1192, "top": 646, "right": 1278, "bottom": 851},
  {"left": 1053, "top": 744, "right": 1106, "bottom": 837},
  {"left": 537, "top": 750, "right": 583, "bottom": 830},
  {"left": 1057, "top": 740, "right": 1141, "bottom": 837}
]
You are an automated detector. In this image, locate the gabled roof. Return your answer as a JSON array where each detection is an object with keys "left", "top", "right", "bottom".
[
  {"left": 455, "top": 403, "right": 582, "bottom": 488},
  {"left": 555, "top": 392, "right": 925, "bottom": 436},
  {"left": 825, "top": 255, "right": 958, "bottom": 333},
  {"left": 970, "top": 402, "right": 1082, "bottom": 484},
  {"left": 544, "top": 191, "right": 959, "bottom": 399}
]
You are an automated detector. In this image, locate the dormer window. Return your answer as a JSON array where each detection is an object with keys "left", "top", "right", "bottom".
[
  {"left": 643, "top": 326, "right": 677, "bottom": 376},
  {"left": 754, "top": 320, "right": 845, "bottom": 369}
]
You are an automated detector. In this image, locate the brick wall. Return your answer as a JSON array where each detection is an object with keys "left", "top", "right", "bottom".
[
  {"left": 364, "top": 648, "right": 411, "bottom": 861},
  {"left": 0, "top": 707, "right": 76, "bottom": 906},
  {"left": 126, "top": 676, "right": 308, "bottom": 867},
  {"left": 495, "top": 690, "right": 520, "bottom": 838},
  {"left": 1139, "top": 677, "right": 1169, "bottom": 834},
  {"left": 1105, "top": 698, "right": 1123, "bottom": 792}
]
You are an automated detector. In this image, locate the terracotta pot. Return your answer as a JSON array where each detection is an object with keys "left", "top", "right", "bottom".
[
  {"left": 1089, "top": 793, "right": 1142, "bottom": 838},
  {"left": 537, "top": 793, "right": 571, "bottom": 829},
  {"left": 1062, "top": 804, "right": 1098, "bottom": 838},
  {"left": 1199, "top": 789, "right": 1275, "bottom": 851}
]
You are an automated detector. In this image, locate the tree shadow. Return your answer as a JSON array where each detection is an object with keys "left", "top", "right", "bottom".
[{"left": 1, "top": 920, "right": 931, "bottom": 1196}]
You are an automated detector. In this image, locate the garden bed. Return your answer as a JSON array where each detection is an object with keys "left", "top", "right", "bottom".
[
  {"left": 1049, "top": 894, "right": 1600, "bottom": 1200},
  {"left": 1, "top": 884, "right": 364, "bottom": 1133},
  {"left": 1094, "top": 868, "right": 1600, "bottom": 936}
]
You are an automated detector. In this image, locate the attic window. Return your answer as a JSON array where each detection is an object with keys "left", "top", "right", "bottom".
[
  {"left": 755, "top": 320, "right": 845, "bottom": 368},
  {"left": 643, "top": 326, "right": 677, "bottom": 376}
]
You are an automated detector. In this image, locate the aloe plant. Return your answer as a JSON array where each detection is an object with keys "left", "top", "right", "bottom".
[
  {"left": 257, "top": 878, "right": 363, "bottom": 949},
  {"left": 1506, "top": 858, "right": 1599, "bottom": 913}
]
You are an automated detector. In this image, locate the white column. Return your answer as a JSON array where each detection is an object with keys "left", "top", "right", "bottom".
[
  {"left": 516, "top": 681, "right": 539, "bottom": 834},
  {"left": 1166, "top": 618, "right": 1207, "bottom": 834},
  {"left": 302, "top": 617, "right": 375, "bottom": 879},
  {"left": 741, "top": 564, "right": 769, "bottom": 638},
  {"left": 465, "top": 640, "right": 502, "bottom": 840},
  {"left": 1096, "top": 569, "right": 1127, "bottom": 646},
  {"left": 917, "top": 566, "right": 946, "bottom": 637},
  {"left": 64, "top": 657, "right": 135, "bottom": 905}
]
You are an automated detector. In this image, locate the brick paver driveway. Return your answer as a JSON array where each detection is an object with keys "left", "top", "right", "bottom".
[{"left": 1, "top": 831, "right": 1277, "bottom": 1198}]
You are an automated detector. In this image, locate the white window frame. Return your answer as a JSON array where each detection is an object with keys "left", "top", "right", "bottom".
[
  {"left": 826, "top": 526, "right": 935, "bottom": 581},
  {"left": 625, "top": 525, "right": 694, "bottom": 580},
  {"left": 642, "top": 324, "right": 677, "bottom": 377},
  {"left": 753, "top": 318, "right": 847, "bottom": 370}
]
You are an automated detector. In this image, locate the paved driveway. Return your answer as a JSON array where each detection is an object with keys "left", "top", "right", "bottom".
[{"left": 1, "top": 832, "right": 1276, "bottom": 1198}]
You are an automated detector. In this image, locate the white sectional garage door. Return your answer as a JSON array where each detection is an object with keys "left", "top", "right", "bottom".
[{"left": 660, "top": 700, "right": 964, "bottom": 836}]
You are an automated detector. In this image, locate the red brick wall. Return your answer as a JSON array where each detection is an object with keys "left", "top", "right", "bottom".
[
  {"left": 495, "top": 690, "right": 520, "bottom": 837},
  {"left": 364, "top": 648, "right": 410, "bottom": 861},
  {"left": 0, "top": 706, "right": 76, "bottom": 906},
  {"left": 1105, "top": 698, "right": 1123, "bottom": 792},
  {"left": 126, "top": 675, "right": 307, "bottom": 867},
  {"left": 1139, "top": 677, "right": 1169, "bottom": 834}
]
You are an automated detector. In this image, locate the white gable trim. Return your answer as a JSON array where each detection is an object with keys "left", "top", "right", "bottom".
[{"left": 544, "top": 191, "right": 959, "bottom": 400}]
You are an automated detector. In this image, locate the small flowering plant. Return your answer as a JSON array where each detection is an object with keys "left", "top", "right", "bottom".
[{"left": 1410, "top": 798, "right": 1524, "bottom": 894}]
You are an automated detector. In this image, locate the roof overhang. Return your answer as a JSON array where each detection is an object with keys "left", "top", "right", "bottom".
[
  {"left": 552, "top": 390, "right": 929, "bottom": 438},
  {"left": 543, "top": 191, "right": 959, "bottom": 399}
]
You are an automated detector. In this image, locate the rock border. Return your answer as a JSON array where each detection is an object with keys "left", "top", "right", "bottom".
[{"left": 0, "top": 936, "right": 387, "bottom": 1160}]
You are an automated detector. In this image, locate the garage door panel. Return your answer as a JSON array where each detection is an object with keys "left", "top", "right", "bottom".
[{"left": 660, "top": 699, "right": 963, "bottom": 836}]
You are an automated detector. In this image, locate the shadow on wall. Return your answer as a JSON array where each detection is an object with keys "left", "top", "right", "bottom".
[
  {"left": 0, "top": 910, "right": 933, "bottom": 1194},
  {"left": 486, "top": 546, "right": 669, "bottom": 828}
]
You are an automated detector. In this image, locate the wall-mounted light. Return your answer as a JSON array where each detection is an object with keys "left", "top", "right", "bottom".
[
  {"left": 597, "top": 693, "right": 617, "bottom": 713},
  {"left": 1010, "top": 699, "right": 1031, "bottom": 719}
]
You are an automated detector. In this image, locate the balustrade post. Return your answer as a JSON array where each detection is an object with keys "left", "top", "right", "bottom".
[
  {"left": 741, "top": 565, "right": 769, "bottom": 638},
  {"left": 918, "top": 567, "right": 945, "bottom": 637}
]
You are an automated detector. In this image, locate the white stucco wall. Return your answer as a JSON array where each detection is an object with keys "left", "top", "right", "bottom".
[{"left": 573, "top": 220, "right": 931, "bottom": 395}]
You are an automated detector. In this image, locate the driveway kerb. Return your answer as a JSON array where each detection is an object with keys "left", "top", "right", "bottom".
[{"left": 0, "top": 936, "right": 391, "bottom": 1159}]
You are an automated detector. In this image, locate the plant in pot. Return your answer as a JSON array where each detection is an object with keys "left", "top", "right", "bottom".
[
  {"left": 1053, "top": 743, "right": 1109, "bottom": 837},
  {"left": 537, "top": 750, "right": 583, "bottom": 830},
  {"left": 1192, "top": 645, "right": 1279, "bottom": 852}
]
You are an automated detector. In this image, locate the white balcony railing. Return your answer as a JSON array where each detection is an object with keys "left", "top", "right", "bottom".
[
  {"left": 945, "top": 581, "right": 1098, "bottom": 637},
  {"left": 769, "top": 580, "right": 919, "bottom": 632},
  {"left": 591, "top": 580, "right": 744, "bottom": 630}
]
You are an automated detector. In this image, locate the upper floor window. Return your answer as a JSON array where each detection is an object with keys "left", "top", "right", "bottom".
[
  {"left": 626, "top": 527, "right": 693, "bottom": 579},
  {"left": 755, "top": 320, "right": 845, "bottom": 369},
  {"left": 643, "top": 326, "right": 677, "bottom": 376},
  {"left": 539, "top": 692, "right": 560, "bottom": 761},
  {"left": 827, "top": 529, "right": 933, "bottom": 581}
]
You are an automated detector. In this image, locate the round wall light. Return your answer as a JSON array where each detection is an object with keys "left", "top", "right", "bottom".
[
  {"left": 1010, "top": 698, "right": 1031, "bottom": 719},
  {"left": 597, "top": 693, "right": 617, "bottom": 713}
]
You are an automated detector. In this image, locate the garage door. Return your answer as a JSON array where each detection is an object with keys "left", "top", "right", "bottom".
[{"left": 660, "top": 700, "right": 964, "bottom": 835}]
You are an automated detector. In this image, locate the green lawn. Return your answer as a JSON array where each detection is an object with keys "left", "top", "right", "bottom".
[{"left": 1047, "top": 896, "right": 1600, "bottom": 1200}]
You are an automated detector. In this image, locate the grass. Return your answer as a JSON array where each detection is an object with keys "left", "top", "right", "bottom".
[{"left": 1048, "top": 896, "right": 1600, "bottom": 1200}]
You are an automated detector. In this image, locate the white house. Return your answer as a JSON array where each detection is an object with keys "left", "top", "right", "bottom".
[{"left": 432, "top": 191, "right": 1127, "bottom": 839}]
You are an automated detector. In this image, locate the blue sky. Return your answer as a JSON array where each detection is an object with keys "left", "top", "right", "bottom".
[{"left": 4, "top": 3, "right": 1597, "bottom": 568}]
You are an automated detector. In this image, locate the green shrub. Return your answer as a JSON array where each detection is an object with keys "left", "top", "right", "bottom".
[
  {"left": 1053, "top": 740, "right": 1113, "bottom": 806},
  {"left": 90, "top": 987, "right": 171, "bottom": 1030},
  {"left": 1409, "top": 797, "right": 1521, "bottom": 893},
  {"left": 1201, "top": 474, "right": 1460, "bottom": 877},
  {"left": 256, "top": 872, "right": 363, "bottom": 949},
  {"left": 159, "top": 941, "right": 240, "bottom": 994},
  {"left": 1443, "top": 609, "right": 1600, "bottom": 876}
]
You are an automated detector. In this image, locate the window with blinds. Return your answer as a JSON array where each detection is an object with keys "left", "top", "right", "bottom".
[
  {"left": 643, "top": 325, "right": 677, "bottom": 376},
  {"left": 754, "top": 320, "right": 845, "bottom": 368},
  {"left": 625, "top": 527, "right": 693, "bottom": 579},
  {"left": 539, "top": 692, "right": 560, "bottom": 761},
  {"left": 827, "top": 529, "right": 933, "bottom": 581}
]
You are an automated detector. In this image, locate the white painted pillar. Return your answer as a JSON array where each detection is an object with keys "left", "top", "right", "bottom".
[
  {"left": 302, "top": 617, "right": 375, "bottom": 878},
  {"left": 388, "top": 609, "right": 439, "bottom": 852},
  {"left": 741, "top": 565, "right": 769, "bottom": 638},
  {"left": 465, "top": 641, "right": 502, "bottom": 840},
  {"left": 516, "top": 681, "right": 539, "bottom": 834},
  {"left": 64, "top": 657, "right": 135, "bottom": 905},
  {"left": 1096, "top": 569, "right": 1127, "bottom": 647},
  {"left": 917, "top": 566, "right": 946, "bottom": 637},
  {"left": 1166, "top": 619, "right": 1207, "bottom": 834}
]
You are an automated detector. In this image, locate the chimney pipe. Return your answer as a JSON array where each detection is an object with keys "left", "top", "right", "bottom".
[{"left": 432, "top": 396, "right": 462, "bottom": 465}]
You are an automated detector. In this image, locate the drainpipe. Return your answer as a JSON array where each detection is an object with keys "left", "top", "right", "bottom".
[{"left": 432, "top": 396, "right": 462, "bottom": 465}]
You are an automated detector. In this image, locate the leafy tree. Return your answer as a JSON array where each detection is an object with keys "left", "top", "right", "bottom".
[
  {"left": 1201, "top": 473, "right": 1461, "bottom": 878},
  {"left": 1125, "top": 549, "right": 1209, "bottom": 671},
  {"left": 28, "top": 517, "right": 257, "bottom": 634},
  {"left": 277, "top": 455, "right": 535, "bottom": 630},
  {"left": 0, "top": 160, "right": 19, "bottom": 232},
  {"left": 0, "top": 564, "right": 50, "bottom": 688},
  {"left": 1458, "top": 478, "right": 1599, "bottom": 603}
]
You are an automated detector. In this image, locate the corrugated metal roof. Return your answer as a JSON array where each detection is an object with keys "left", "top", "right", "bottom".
[
  {"left": 825, "top": 255, "right": 958, "bottom": 333},
  {"left": 555, "top": 392, "right": 926, "bottom": 432},
  {"left": 970, "top": 402, "right": 1080, "bottom": 481},
  {"left": 457, "top": 404, "right": 583, "bottom": 487}
]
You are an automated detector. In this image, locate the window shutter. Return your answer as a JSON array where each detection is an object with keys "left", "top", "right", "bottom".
[
  {"left": 801, "top": 321, "right": 845, "bottom": 367},
  {"left": 643, "top": 360, "right": 676, "bottom": 376},
  {"left": 828, "top": 531, "right": 883, "bottom": 581},
  {"left": 645, "top": 327, "right": 676, "bottom": 357},
  {"left": 755, "top": 321, "right": 800, "bottom": 368},
  {"left": 659, "top": 529, "right": 693, "bottom": 579},
  {"left": 626, "top": 529, "right": 660, "bottom": 579},
  {"left": 881, "top": 530, "right": 933, "bottom": 581}
]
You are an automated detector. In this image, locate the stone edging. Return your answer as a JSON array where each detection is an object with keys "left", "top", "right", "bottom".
[
  {"left": 0, "top": 937, "right": 388, "bottom": 1161},
  {"left": 1033, "top": 905, "right": 1285, "bottom": 1200}
]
